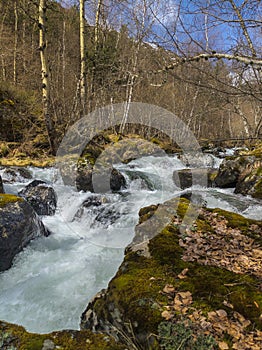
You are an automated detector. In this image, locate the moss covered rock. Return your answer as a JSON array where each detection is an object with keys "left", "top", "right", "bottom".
[
  {"left": 0, "top": 194, "right": 49, "bottom": 271},
  {"left": 81, "top": 198, "right": 262, "bottom": 349},
  {"left": 235, "top": 164, "right": 262, "bottom": 199},
  {"left": 0, "top": 321, "right": 126, "bottom": 350},
  {"left": 214, "top": 156, "right": 255, "bottom": 188}
]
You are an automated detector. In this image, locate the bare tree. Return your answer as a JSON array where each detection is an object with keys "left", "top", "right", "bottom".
[
  {"left": 38, "top": 0, "right": 56, "bottom": 154},
  {"left": 79, "top": 0, "right": 87, "bottom": 116}
]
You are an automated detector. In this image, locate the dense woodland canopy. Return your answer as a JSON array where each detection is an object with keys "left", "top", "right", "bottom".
[{"left": 0, "top": 0, "right": 261, "bottom": 156}]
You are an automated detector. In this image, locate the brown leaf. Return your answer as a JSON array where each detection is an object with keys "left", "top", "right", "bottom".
[
  {"left": 161, "top": 310, "right": 173, "bottom": 320},
  {"left": 218, "top": 341, "right": 229, "bottom": 350},
  {"left": 178, "top": 268, "right": 189, "bottom": 279},
  {"left": 163, "top": 284, "right": 175, "bottom": 294}
]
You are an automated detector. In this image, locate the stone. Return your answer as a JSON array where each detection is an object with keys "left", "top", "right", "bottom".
[
  {"left": 1, "top": 166, "right": 32, "bottom": 183},
  {"left": 0, "top": 175, "right": 4, "bottom": 193},
  {"left": 0, "top": 194, "right": 49, "bottom": 272},
  {"left": 76, "top": 167, "right": 126, "bottom": 193},
  {"left": 235, "top": 165, "right": 262, "bottom": 199},
  {"left": 214, "top": 156, "right": 255, "bottom": 188},
  {"left": 19, "top": 180, "right": 57, "bottom": 216},
  {"left": 173, "top": 168, "right": 217, "bottom": 189}
]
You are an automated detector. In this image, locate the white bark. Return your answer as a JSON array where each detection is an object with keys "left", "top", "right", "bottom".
[
  {"left": 79, "top": 0, "right": 86, "bottom": 115},
  {"left": 39, "top": 0, "right": 56, "bottom": 154}
]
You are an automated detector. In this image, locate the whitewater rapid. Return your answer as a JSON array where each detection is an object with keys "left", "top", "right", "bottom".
[{"left": 0, "top": 154, "right": 261, "bottom": 333}]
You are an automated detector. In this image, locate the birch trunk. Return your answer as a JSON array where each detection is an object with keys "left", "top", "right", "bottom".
[
  {"left": 79, "top": 0, "right": 86, "bottom": 116},
  {"left": 39, "top": 0, "right": 56, "bottom": 154}
]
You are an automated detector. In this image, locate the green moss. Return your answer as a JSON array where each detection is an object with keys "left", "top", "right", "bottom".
[
  {"left": 0, "top": 194, "right": 23, "bottom": 207},
  {"left": 211, "top": 208, "right": 262, "bottom": 245},
  {"left": 253, "top": 178, "right": 262, "bottom": 199},
  {"left": 0, "top": 322, "right": 125, "bottom": 350}
]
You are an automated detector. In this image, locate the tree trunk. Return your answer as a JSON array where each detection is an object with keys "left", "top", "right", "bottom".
[
  {"left": 39, "top": 0, "right": 56, "bottom": 154},
  {"left": 79, "top": 0, "right": 86, "bottom": 116},
  {"left": 13, "top": 0, "right": 18, "bottom": 85}
]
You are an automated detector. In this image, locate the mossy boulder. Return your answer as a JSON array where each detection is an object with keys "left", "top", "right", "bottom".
[
  {"left": 235, "top": 164, "right": 262, "bottom": 199},
  {"left": 0, "top": 194, "right": 49, "bottom": 271},
  {"left": 81, "top": 198, "right": 262, "bottom": 349},
  {"left": 214, "top": 156, "right": 255, "bottom": 188},
  {"left": 0, "top": 321, "right": 126, "bottom": 350}
]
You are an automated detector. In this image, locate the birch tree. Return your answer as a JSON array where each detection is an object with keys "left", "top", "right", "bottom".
[
  {"left": 38, "top": 0, "right": 56, "bottom": 154},
  {"left": 79, "top": 0, "right": 86, "bottom": 116}
]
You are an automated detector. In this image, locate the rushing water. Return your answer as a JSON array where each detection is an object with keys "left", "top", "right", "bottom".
[{"left": 0, "top": 153, "right": 261, "bottom": 333}]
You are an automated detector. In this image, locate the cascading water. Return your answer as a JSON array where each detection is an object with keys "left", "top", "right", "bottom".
[{"left": 0, "top": 153, "right": 261, "bottom": 333}]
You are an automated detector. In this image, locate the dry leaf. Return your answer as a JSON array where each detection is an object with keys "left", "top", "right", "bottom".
[
  {"left": 163, "top": 284, "right": 175, "bottom": 294},
  {"left": 218, "top": 341, "right": 229, "bottom": 350},
  {"left": 161, "top": 310, "right": 173, "bottom": 320},
  {"left": 178, "top": 268, "right": 189, "bottom": 279}
]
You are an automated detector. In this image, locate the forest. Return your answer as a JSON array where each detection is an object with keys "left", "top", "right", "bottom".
[
  {"left": 0, "top": 2, "right": 262, "bottom": 349},
  {"left": 0, "top": 0, "right": 262, "bottom": 158}
]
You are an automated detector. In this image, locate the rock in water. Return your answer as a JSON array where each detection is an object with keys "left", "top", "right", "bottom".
[
  {"left": 235, "top": 163, "right": 262, "bottom": 199},
  {"left": 214, "top": 156, "right": 255, "bottom": 188},
  {"left": 19, "top": 180, "right": 57, "bottom": 215},
  {"left": 0, "top": 194, "right": 49, "bottom": 272},
  {"left": 1, "top": 166, "right": 32, "bottom": 183},
  {"left": 173, "top": 168, "right": 217, "bottom": 189},
  {"left": 0, "top": 175, "right": 4, "bottom": 193},
  {"left": 76, "top": 167, "right": 126, "bottom": 193}
]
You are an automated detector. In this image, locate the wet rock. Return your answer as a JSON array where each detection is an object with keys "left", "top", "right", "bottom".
[
  {"left": 76, "top": 167, "right": 126, "bottom": 193},
  {"left": 82, "top": 195, "right": 109, "bottom": 208},
  {"left": 0, "top": 175, "right": 4, "bottom": 193},
  {"left": 214, "top": 156, "right": 255, "bottom": 188},
  {"left": 173, "top": 168, "right": 217, "bottom": 189},
  {"left": 179, "top": 152, "right": 216, "bottom": 168},
  {"left": 1, "top": 166, "right": 32, "bottom": 183},
  {"left": 235, "top": 164, "right": 262, "bottom": 199},
  {"left": 0, "top": 194, "right": 49, "bottom": 272},
  {"left": 19, "top": 180, "right": 57, "bottom": 216}
]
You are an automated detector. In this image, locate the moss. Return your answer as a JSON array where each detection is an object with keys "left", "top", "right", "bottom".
[
  {"left": 0, "top": 157, "right": 55, "bottom": 167},
  {"left": 211, "top": 208, "right": 262, "bottom": 245},
  {"left": 253, "top": 178, "right": 262, "bottom": 199},
  {"left": 0, "top": 322, "right": 125, "bottom": 350},
  {"left": 89, "top": 203, "right": 262, "bottom": 348},
  {"left": 0, "top": 194, "right": 23, "bottom": 207}
]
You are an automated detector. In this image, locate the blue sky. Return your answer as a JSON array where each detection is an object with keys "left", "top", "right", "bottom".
[{"left": 57, "top": 0, "right": 261, "bottom": 57}]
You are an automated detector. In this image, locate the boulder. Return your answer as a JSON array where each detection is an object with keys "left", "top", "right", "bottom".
[
  {"left": 179, "top": 152, "right": 216, "bottom": 168},
  {"left": 214, "top": 156, "right": 255, "bottom": 188},
  {"left": 19, "top": 180, "right": 57, "bottom": 215},
  {"left": 81, "top": 198, "right": 262, "bottom": 349},
  {"left": 173, "top": 168, "right": 217, "bottom": 189},
  {"left": 0, "top": 321, "right": 125, "bottom": 350},
  {"left": 0, "top": 175, "right": 4, "bottom": 193},
  {"left": 76, "top": 167, "right": 126, "bottom": 193},
  {"left": 235, "top": 164, "right": 262, "bottom": 199},
  {"left": 1, "top": 166, "right": 32, "bottom": 183},
  {"left": 0, "top": 194, "right": 49, "bottom": 272}
]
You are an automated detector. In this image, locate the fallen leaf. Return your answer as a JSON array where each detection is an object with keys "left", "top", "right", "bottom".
[
  {"left": 218, "top": 341, "right": 229, "bottom": 350},
  {"left": 178, "top": 268, "right": 189, "bottom": 279},
  {"left": 161, "top": 310, "right": 173, "bottom": 320},
  {"left": 163, "top": 284, "right": 175, "bottom": 294}
]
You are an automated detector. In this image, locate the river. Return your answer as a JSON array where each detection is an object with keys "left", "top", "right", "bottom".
[{"left": 0, "top": 152, "right": 261, "bottom": 333}]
